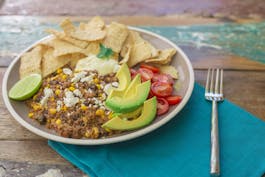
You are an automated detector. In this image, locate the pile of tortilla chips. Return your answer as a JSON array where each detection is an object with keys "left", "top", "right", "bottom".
[{"left": 19, "top": 16, "right": 178, "bottom": 79}]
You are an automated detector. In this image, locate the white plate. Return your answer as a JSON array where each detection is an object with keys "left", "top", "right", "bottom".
[{"left": 2, "top": 27, "right": 194, "bottom": 145}]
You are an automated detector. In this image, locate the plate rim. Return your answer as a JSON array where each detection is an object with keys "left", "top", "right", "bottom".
[{"left": 2, "top": 26, "right": 194, "bottom": 145}]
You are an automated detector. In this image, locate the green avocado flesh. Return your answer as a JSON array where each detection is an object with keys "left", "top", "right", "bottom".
[
  {"left": 106, "top": 80, "right": 151, "bottom": 113},
  {"left": 102, "top": 97, "right": 157, "bottom": 131}
]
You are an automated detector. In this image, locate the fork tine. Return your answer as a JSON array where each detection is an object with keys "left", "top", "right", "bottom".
[
  {"left": 205, "top": 68, "right": 211, "bottom": 93},
  {"left": 210, "top": 68, "right": 214, "bottom": 93},
  {"left": 215, "top": 68, "right": 220, "bottom": 94},
  {"left": 220, "top": 69, "right": 223, "bottom": 95}
]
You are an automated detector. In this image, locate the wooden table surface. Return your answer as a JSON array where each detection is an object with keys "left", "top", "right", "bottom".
[{"left": 0, "top": 14, "right": 265, "bottom": 176}]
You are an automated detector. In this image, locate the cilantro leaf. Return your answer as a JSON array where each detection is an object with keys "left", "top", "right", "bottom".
[{"left": 97, "top": 44, "right": 113, "bottom": 60}]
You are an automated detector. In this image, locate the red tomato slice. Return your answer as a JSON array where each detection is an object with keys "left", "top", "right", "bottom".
[
  {"left": 151, "top": 82, "right": 173, "bottom": 97},
  {"left": 148, "top": 90, "right": 154, "bottom": 99},
  {"left": 156, "top": 97, "right": 169, "bottom": 115},
  {"left": 152, "top": 73, "right": 174, "bottom": 85},
  {"left": 130, "top": 68, "right": 138, "bottom": 79},
  {"left": 140, "top": 64, "right": 160, "bottom": 73},
  {"left": 138, "top": 68, "right": 154, "bottom": 82},
  {"left": 166, "top": 95, "right": 182, "bottom": 105}
]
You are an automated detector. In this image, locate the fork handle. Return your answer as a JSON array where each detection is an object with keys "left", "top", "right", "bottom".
[{"left": 210, "top": 100, "right": 220, "bottom": 176}]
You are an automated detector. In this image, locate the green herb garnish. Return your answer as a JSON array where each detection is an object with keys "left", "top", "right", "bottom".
[{"left": 97, "top": 44, "right": 113, "bottom": 60}]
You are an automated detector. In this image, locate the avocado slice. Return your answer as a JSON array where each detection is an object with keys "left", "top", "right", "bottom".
[
  {"left": 108, "top": 63, "right": 131, "bottom": 98},
  {"left": 102, "top": 97, "right": 157, "bottom": 131},
  {"left": 124, "top": 74, "right": 141, "bottom": 97},
  {"left": 115, "top": 63, "right": 131, "bottom": 91},
  {"left": 113, "top": 106, "right": 143, "bottom": 119},
  {"left": 106, "top": 80, "right": 151, "bottom": 113},
  {"left": 109, "top": 73, "right": 141, "bottom": 99}
]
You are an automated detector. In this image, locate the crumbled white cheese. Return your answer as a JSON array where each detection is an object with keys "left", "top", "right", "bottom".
[
  {"left": 80, "top": 75, "right": 94, "bottom": 83},
  {"left": 87, "top": 88, "right": 93, "bottom": 94},
  {"left": 62, "top": 68, "right": 72, "bottom": 75},
  {"left": 113, "top": 64, "right": 121, "bottom": 73},
  {"left": 56, "top": 100, "right": 63, "bottom": 112},
  {"left": 63, "top": 91, "right": 79, "bottom": 107},
  {"left": 73, "top": 89, "right": 82, "bottom": 98},
  {"left": 80, "top": 98, "right": 86, "bottom": 103},
  {"left": 104, "top": 83, "right": 113, "bottom": 95},
  {"left": 71, "top": 71, "right": 87, "bottom": 83},
  {"left": 111, "top": 82, "right": 119, "bottom": 88},
  {"left": 40, "top": 88, "right": 54, "bottom": 106}
]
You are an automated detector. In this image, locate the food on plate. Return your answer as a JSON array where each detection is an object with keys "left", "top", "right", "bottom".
[
  {"left": 9, "top": 74, "right": 42, "bottom": 101},
  {"left": 19, "top": 46, "right": 43, "bottom": 79},
  {"left": 145, "top": 48, "right": 176, "bottom": 64},
  {"left": 102, "top": 97, "right": 157, "bottom": 131},
  {"left": 9, "top": 17, "right": 182, "bottom": 139}
]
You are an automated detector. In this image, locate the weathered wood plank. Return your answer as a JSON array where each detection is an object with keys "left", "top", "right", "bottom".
[
  {"left": 0, "top": 140, "right": 68, "bottom": 165},
  {"left": 1, "top": 68, "right": 265, "bottom": 141},
  {"left": 0, "top": 160, "right": 85, "bottom": 177}
]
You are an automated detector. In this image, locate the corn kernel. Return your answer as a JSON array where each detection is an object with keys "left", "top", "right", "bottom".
[
  {"left": 55, "top": 89, "right": 61, "bottom": 96},
  {"left": 95, "top": 109, "right": 104, "bottom": 116},
  {"left": 28, "top": 112, "right": 34, "bottom": 118},
  {"left": 71, "top": 83, "right": 75, "bottom": 87},
  {"left": 69, "top": 86, "right": 75, "bottom": 91},
  {"left": 33, "top": 104, "right": 41, "bottom": 110},
  {"left": 50, "top": 97, "right": 55, "bottom": 101},
  {"left": 61, "top": 106, "right": 67, "bottom": 111},
  {"left": 49, "top": 108, "right": 57, "bottom": 114},
  {"left": 81, "top": 104, "right": 87, "bottom": 111},
  {"left": 108, "top": 112, "right": 114, "bottom": 119},
  {"left": 96, "top": 84, "right": 101, "bottom": 89},
  {"left": 85, "top": 131, "right": 90, "bottom": 138},
  {"left": 55, "top": 119, "right": 61, "bottom": 125},
  {"left": 62, "top": 75, "right": 67, "bottom": 80},
  {"left": 92, "top": 127, "right": 99, "bottom": 134},
  {"left": 94, "top": 78, "right": 99, "bottom": 84},
  {"left": 57, "top": 68, "right": 62, "bottom": 74},
  {"left": 82, "top": 117, "right": 88, "bottom": 123}
]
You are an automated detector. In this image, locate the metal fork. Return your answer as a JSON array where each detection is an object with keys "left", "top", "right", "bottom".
[{"left": 205, "top": 68, "right": 224, "bottom": 176}]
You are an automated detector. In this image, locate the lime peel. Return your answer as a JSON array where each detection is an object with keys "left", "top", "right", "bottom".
[{"left": 8, "top": 73, "right": 42, "bottom": 101}]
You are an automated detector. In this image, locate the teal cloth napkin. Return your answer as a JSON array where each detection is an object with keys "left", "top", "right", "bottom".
[{"left": 48, "top": 83, "right": 265, "bottom": 177}]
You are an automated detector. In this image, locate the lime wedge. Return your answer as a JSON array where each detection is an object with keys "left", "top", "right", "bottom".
[{"left": 8, "top": 74, "right": 42, "bottom": 101}]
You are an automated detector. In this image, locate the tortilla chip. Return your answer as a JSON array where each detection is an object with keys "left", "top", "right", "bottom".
[
  {"left": 158, "top": 65, "right": 179, "bottom": 79},
  {"left": 69, "top": 53, "right": 87, "bottom": 68},
  {"left": 46, "top": 29, "right": 88, "bottom": 49},
  {"left": 45, "top": 39, "right": 87, "bottom": 57},
  {"left": 145, "top": 48, "right": 177, "bottom": 64},
  {"left": 71, "top": 28, "right": 106, "bottom": 41},
  {"left": 19, "top": 46, "right": 43, "bottom": 78},
  {"left": 60, "top": 18, "right": 75, "bottom": 35},
  {"left": 127, "top": 41, "right": 158, "bottom": 67},
  {"left": 85, "top": 42, "right": 100, "bottom": 55},
  {"left": 86, "top": 16, "right": 105, "bottom": 29},
  {"left": 119, "top": 46, "right": 131, "bottom": 64},
  {"left": 42, "top": 48, "right": 71, "bottom": 77},
  {"left": 103, "top": 22, "right": 129, "bottom": 53}
]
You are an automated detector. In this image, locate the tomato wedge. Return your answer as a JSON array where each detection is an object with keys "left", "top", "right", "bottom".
[
  {"left": 140, "top": 64, "right": 160, "bottom": 73},
  {"left": 156, "top": 97, "right": 169, "bottom": 115},
  {"left": 152, "top": 73, "right": 174, "bottom": 85},
  {"left": 138, "top": 68, "right": 154, "bottom": 82},
  {"left": 130, "top": 68, "right": 138, "bottom": 79},
  {"left": 166, "top": 95, "right": 182, "bottom": 105},
  {"left": 151, "top": 82, "right": 173, "bottom": 97}
]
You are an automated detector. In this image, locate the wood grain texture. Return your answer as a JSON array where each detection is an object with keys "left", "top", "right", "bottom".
[
  {"left": 0, "top": 140, "right": 68, "bottom": 165},
  {"left": 0, "top": 160, "right": 85, "bottom": 177}
]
